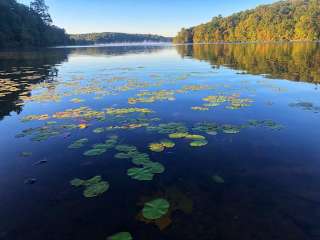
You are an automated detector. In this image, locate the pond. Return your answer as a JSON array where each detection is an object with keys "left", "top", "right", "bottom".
[{"left": 0, "top": 42, "right": 320, "bottom": 240}]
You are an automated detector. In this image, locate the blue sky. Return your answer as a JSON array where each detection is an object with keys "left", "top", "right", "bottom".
[{"left": 19, "top": 0, "right": 277, "bottom": 36}]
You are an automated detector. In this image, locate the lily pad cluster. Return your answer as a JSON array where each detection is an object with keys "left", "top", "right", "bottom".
[
  {"left": 83, "top": 136, "right": 118, "bottom": 156},
  {"left": 149, "top": 139, "right": 175, "bottom": 152},
  {"left": 168, "top": 132, "right": 208, "bottom": 147},
  {"left": 128, "top": 90, "right": 175, "bottom": 104},
  {"left": 146, "top": 122, "right": 188, "bottom": 134},
  {"left": 114, "top": 144, "right": 165, "bottom": 181},
  {"left": 70, "top": 175, "right": 109, "bottom": 198},
  {"left": 192, "top": 94, "right": 253, "bottom": 111},
  {"left": 16, "top": 122, "right": 78, "bottom": 142},
  {"left": 106, "top": 107, "right": 153, "bottom": 116},
  {"left": 247, "top": 119, "right": 283, "bottom": 130}
]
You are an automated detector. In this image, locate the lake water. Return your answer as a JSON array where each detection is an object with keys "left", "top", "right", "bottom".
[{"left": 0, "top": 42, "right": 320, "bottom": 240}]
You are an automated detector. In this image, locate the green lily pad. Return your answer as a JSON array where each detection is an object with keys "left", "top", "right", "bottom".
[
  {"left": 83, "top": 181, "right": 109, "bottom": 198},
  {"left": 93, "top": 143, "right": 110, "bottom": 149},
  {"left": 115, "top": 145, "right": 137, "bottom": 152},
  {"left": 168, "top": 132, "right": 188, "bottom": 139},
  {"left": 222, "top": 125, "right": 241, "bottom": 134},
  {"left": 132, "top": 153, "right": 151, "bottom": 165},
  {"left": 70, "top": 175, "right": 109, "bottom": 198},
  {"left": 114, "top": 152, "right": 131, "bottom": 159},
  {"left": 144, "top": 162, "right": 165, "bottom": 174},
  {"left": 83, "top": 148, "right": 106, "bottom": 156},
  {"left": 190, "top": 140, "right": 208, "bottom": 147},
  {"left": 70, "top": 178, "right": 85, "bottom": 187},
  {"left": 142, "top": 198, "right": 170, "bottom": 220},
  {"left": 127, "top": 167, "right": 154, "bottom": 181},
  {"left": 185, "top": 134, "right": 206, "bottom": 140},
  {"left": 107, "top": 232, "right": 132, "bottom": 240}
]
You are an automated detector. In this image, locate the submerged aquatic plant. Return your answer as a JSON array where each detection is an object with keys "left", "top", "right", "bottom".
[{"left": 142, "top": 198, "right": 170, "bottom": 220}]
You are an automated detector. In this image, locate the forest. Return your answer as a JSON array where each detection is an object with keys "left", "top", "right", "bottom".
[
  {"left": 0, "top": 0, "right": 70, "bottom": 48},
  {"left": 70, "top": 32, "right": 172, "bottom": 45},
  {"left": 173, "top": 0, "right": 320, "bottom": 43}
]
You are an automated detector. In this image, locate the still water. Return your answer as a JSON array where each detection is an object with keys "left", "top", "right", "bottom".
[{"left": 0, "top": 42, "right": 320, "bottom": 240}]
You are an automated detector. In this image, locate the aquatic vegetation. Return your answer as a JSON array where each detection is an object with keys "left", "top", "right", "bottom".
[
  {"left": 22, "top": 114, "right": 49, "bottom": 122},
  {"left": 147, "top": 122, "right": 187, "bottom": 134},
  {"left": 149, "top": 139, "right": 175, "bottom": 152},
  {"left": 289, "top": 101, "right": 320, "bottom": 112},
  {"left": 142, "top": 198, "right": 170, "bottom": 220},
  {"left": 70, "top": 175, "right": 109, "bottom": 198},
  {"left": 185, "top": 134, "right": 206, "bottom": 140},
  {"left": 128, "top": 90, "right": 175, "bottom": 104},
  {"left": 115, "top": 145, "right": 137, "bottom": 152},
  {"left": 83, "top": 148, "right": 106, "bottom": 156},
  {"left": 106, "top": 107, "right": 153, "bottom": 115},
  {"left": 127, "top": 167, "right": 154, "bottom": 181},
  {"left": 93, "top": 127, "right": 105, "bottom": 133},
  {"left": 212, "top": 175, "right": 225, "bottom": 184},
  {"left": 190, "top": 140, "right": 208, "bottom": 147},
  {"left": 222, "top": 125, "right": 241, "bottom": 134},
  {"left": 131, "top": 153, "right": 151, "bottom": 165},
  {"left": 149, "top": 142, "right": 165, "bottom": 152},
  {"left": 53, "top": 107, "right": 105, "bottom": 120},
  {"left": 70, "top": 98, "right": 85, "bottom": 103},
  {"left": 197, "top": 94, "right": 253, "bottom": 110},
  {"left": 160, "top": 139, "right": 175, "bottom": 148},
  {"left": 248, "top": 120, "right": 283, "bottom": 130},
  {"left": 107, "top": 232, "right": 132, "bottom": 240},
  {"left": 192, "top": 122, "right": 219, "bottom": 135},
  {"left": 68, "top": 138, "right": 89, "bottom": 149},
  {"left": 168, "top": 132, "right": 188, "bottom": 139}
]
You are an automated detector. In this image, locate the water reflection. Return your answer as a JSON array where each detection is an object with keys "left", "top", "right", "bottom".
[{"left": 176, "top": 42, "right": 320, "bottom": 83}]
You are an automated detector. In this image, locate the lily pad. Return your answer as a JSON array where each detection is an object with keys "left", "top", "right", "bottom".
[
  {"left": 83, "top": 148, "right": 106, "bottom": 156},
  {"left": 160, "top": 139, "right": 175, "bottom": 148},
  {"left": 190, "top": 140, "right": 208, "bottom": 147},
  {"left": 168, "top": 132, "right": 188, "bottom": 139},
  {"left": 144, "top": 162, "right": 165, "bottom": 174},
  {"left": 127, "top": 167, "right": 154, "bottom": 181},
  {"left": 107, "top": 232, "right": 132, "bottom": 240},
  {"left": 142, "top": 198, "right": 170, "bottom": 220},
  {"left": 115, "top": 145, "right": 137, "bottom": 152},
  {"left": 83, "top": 181, "right": 109, "bottom": 198},
  {"left": 70, "top": 175, "right": 109, "bottom": 198},
  {"left": 149, "top": 143, "right": 165, "bottom": 152}
]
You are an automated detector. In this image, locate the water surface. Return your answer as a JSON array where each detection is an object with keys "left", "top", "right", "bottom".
[{"left": 0, "top": 42, "right": 320, "bottom": 240}]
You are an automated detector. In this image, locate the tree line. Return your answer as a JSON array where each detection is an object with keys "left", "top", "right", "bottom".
[
  {"left": 0, "top": 0, "right": 70, "bottom": 48},
  {"left": 173, "top": 0, "right": 320, "bottom": 43},
  {"left": 70, "top": 32, "right": 172, "bottom": 45}
]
